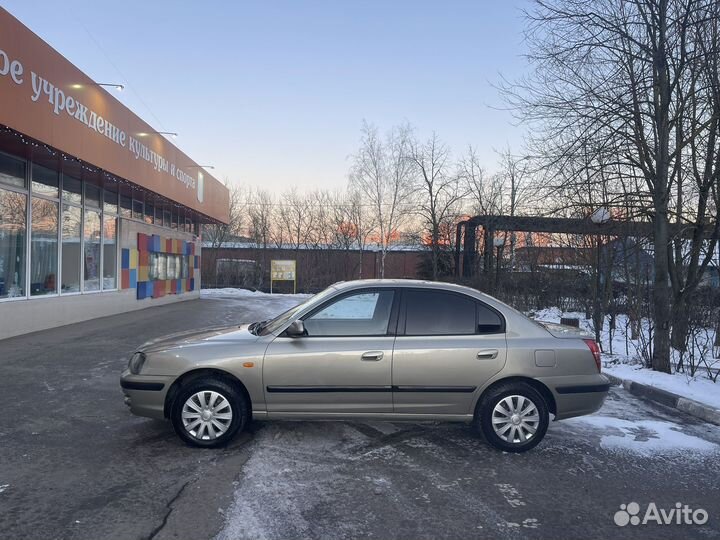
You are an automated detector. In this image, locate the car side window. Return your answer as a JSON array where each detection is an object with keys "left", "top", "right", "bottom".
[
  {"left": 303, "top": 290, "right": 395, "bottom": 336},
  {"left": 404, "top": 290, "right": 476, "bottom": 335},
  {"left": 477, "top": 302, "right": 504, "bottom": 334}
]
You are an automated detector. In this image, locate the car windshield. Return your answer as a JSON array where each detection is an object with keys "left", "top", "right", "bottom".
[{"left": 256, "top": 285, "right": 338, "bottom": 336}]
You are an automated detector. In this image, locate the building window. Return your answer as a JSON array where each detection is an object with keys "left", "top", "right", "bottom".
[
  {"left": 144, "top": 203, "right": 154, "bottom": 225},
  {"left": 62, "top": 174, "right": 82, "bottom": 205},
  {"left": 167, "top": 254, "right": 177, "bottom": 279},
  {"left": 132, "top": 191, "right": 144, "bottom": 221},
  {"left": 84, "top": 182, "right": 102, "bottom": 208},
  {"left": 30, "top": 197, "right": 58, "bottom": 296},
  {"left": 61, "top": 204, "right": 81, "bottom": 293},
  {"left": 31, "top": 163, "right": 59, "bottom": 198},
  {"left": 103, "top": 215, "right": 117, "bottom": 289},
  {"left": 0, "top": 152, "right": 26, "bottom": 189},
  {"left": 103, "top": 180, "right": 118, "bottom": 214},
  {"left": 83, "top": 209, "right": 101, "bottom": 291},
  {"left": 0, "top": 187, "right": 27, "bottom": 298},
  {"left": 181, "top": 255, "right": 189, "bottom": 278},
  {"left": 157, "top": 253, "right": 167, "bottom": 280},
  {"left": 120, "top": 192, "right": 132, "bottom": 219}
]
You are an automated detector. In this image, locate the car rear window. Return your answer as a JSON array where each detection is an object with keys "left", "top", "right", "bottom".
[
  {"left": 405, "top": 290, "right": 476, "bottom": 335},
  {"left": 477, "top": 303, "right": 504, "bottom": 334}
]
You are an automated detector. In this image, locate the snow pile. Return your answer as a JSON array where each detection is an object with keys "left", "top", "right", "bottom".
[
  {"left": 604, "top": 363, "right": 720, "bottom": 410},
  {"left": 201, "top": 287, "right": 311, "bottom": 300}
]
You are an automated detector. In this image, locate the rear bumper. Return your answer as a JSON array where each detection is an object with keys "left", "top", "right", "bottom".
[
  {"left": 120, "top": 370, "right": 174, "bottom": 420},
  {"left": 538, "top": 374, "right": 611, "bottom": 420}
]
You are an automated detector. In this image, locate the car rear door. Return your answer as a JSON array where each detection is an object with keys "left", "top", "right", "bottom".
[
  {"left": 263, "top": 288, "right": 398, "bottom": 415},
  {"left": 391, "top": 288, "right": 507, "bottom": 416}
]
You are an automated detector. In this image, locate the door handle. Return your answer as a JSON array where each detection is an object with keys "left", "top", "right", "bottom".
[
  {"left": 477, "top": 349, "right": 499, "bottom": 360},
  {"left": 361, "top": 351, "right": 384, "bottom": 361}
]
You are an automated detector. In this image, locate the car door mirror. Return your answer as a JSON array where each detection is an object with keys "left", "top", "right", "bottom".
[{"left": 285, "top": 320, "right": 306, "bottom": 337}]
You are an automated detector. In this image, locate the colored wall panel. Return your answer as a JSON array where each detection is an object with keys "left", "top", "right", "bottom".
[
  {"left": 129, "top": 249, "right": 138, "bottom": 269},
  {"left": 136, "top": 281, "right": 147, "bottom": 300}
]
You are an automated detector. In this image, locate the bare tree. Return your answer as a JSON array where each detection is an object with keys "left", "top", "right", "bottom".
[
  {"left": 496, "top": 146, "right": 530, "bottom": 270},
  {"left": 247, "top": 188, "right": 274, "bottom": 288},
  {"left": 459, "top": 146, "right": 504, "bottom": 216},
  {"left": 276, "top": 187, "right": 314, "bottom": 252},
  {"left": 503, "top": 0, "right": 720, "bottom": 373},
  {"left": 350, "top": 121, "right": 415, "bottom": 277},
  {"left": 203, "top": 183, "right": 247, "bottom": 286},
  {"left": 409, "top": 132, "right": 467, "bottom": 279}
]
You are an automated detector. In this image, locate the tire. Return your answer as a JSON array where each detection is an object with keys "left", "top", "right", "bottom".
[
  {"left": 476, "top": 382, "right": 549, "bottom": 453},
  {"left": 170, "top": 377, "right": 248, "bottom": 448}
]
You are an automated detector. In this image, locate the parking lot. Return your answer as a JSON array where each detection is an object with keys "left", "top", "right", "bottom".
[{"left": 1, "top": 294, "right": 719, "bottom": 540}]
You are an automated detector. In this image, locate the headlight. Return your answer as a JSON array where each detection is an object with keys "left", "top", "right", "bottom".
[{"left": 128, "top": 352, "right": 146, "bottom": 374}]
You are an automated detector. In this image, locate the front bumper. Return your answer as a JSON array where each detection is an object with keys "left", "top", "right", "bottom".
[{"left": 120, "top": 369, "right": 174, "bottom": 420}]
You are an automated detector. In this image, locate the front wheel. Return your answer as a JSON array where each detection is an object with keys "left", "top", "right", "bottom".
[
  {"left": 170, "top": 378, "right": 247, "bottom": 448},
  {"left": 477, "top": 382, "right": 549, "bottom": 453}
]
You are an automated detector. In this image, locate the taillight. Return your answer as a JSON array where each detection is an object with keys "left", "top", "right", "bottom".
[{"left": 583, "top": 339, "right": 602, "bottom": 372}]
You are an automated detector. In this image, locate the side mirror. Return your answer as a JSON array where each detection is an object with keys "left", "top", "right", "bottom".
[{"left": 285, "top": 320, "right": 306, "bottom": 337}]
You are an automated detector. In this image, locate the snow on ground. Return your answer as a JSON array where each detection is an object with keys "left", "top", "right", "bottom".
[
  {"left": 567, "top": 416, "right": 717, "bottom": 456},
  {"left": 532, "top": 306, "right": 720, "bottom": 411}
]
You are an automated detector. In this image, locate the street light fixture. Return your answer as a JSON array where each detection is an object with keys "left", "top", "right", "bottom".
[
  {"left": 185, "top": 165, "right": 215, "bottom": 170},
  {"left": 96, "top": 83, "right": 124, "bottom": 92},
  {"left": 137, "top": 131, "right": 178, "bottom": 139}
]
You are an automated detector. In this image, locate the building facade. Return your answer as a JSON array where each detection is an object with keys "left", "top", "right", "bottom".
[{"left": 0, "top": 8, "right": 229, "bottom": 340}]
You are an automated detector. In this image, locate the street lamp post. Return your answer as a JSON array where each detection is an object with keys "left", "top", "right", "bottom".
[
  {"left": 493, "top": 236, "right": 505, "bottom": 293},
  {"left": 590, "top": 207, "right": 611, "bottom": 347}
]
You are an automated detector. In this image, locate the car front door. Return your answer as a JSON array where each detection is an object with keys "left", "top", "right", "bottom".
[
  {"left": 391, "top": 288, "right": 507, "bottom": 416},
  {"left": 263, "top": 288, "right": 398, "bottom": 415}
]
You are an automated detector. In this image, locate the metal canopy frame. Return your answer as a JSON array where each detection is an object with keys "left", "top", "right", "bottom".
[{"left": 454, "top": 214, "right": 712, "bottom": 278}]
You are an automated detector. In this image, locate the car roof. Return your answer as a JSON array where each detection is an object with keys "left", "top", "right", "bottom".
[{"left": 331, "top": 279, "right": 492, "bottom": 299}]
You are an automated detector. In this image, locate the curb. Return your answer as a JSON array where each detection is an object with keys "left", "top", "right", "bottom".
[{"left": 604, "top": 373, "right": 720, "bottom": 426}]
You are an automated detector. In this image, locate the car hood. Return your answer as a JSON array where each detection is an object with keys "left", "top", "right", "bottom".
[
  {"left": 139, "top": 324, "right": 259, "bottom": 353},
  {"left": 537, "top": 321, "right": 594, "bottom": 340}
]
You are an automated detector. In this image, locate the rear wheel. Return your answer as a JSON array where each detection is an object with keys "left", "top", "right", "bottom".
[
  {"left": 476, "top": 382, "right": 549, "bottom": 453},
  {"left": 170, "top": 378, "right": 247, "bottom": 448}
]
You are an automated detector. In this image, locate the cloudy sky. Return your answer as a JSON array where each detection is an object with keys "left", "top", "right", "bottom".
[{"left": 4, "top": 0, "right": 531, "bottom": 191}]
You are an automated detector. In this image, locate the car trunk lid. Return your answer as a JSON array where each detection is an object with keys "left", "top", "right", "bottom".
[{"left": 536, "top": 321, "right": 593, "bottom": 340}]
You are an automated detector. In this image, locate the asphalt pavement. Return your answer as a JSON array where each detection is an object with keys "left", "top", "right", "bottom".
[{"left": 1, "top": 295, "right": 718, "bottom": 540}]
